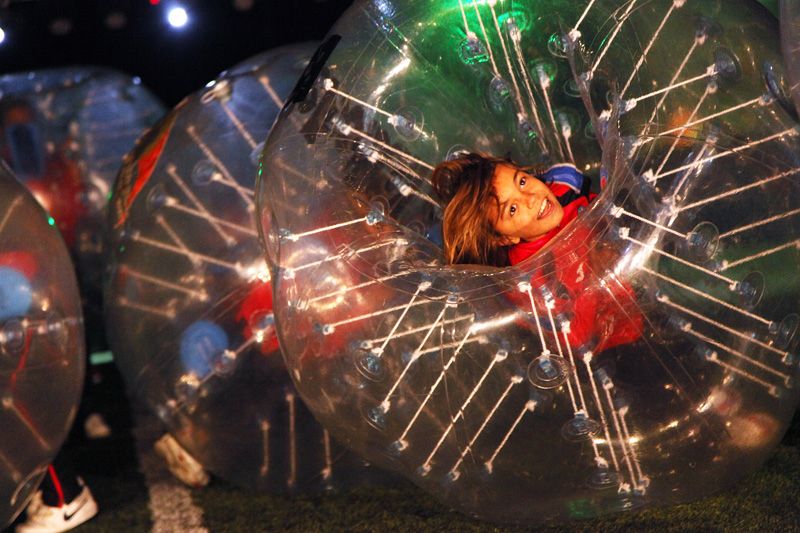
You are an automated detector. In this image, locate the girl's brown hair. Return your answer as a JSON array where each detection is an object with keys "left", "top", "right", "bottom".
[{"left": 431, "top": 153, "right": 543, "bottom": 267}]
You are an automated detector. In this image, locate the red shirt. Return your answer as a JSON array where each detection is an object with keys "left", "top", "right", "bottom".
[
  {"left": 0, "top": 251, "right": 37, "bottom": 278},
  {"left": 506, "top": 181, "right": 642, "bottom": 353},
  {"left": 237, "top": 281, "right": 280, "bottom": 355}
]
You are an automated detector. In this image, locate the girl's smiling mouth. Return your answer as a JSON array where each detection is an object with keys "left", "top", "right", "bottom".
[{"left": 537, "top": 197, "right": 553, "bottom": 220}]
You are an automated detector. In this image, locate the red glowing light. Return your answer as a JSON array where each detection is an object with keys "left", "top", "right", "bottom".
[{"left": 149, "top": 0, "right": 160, "bottom": 5}]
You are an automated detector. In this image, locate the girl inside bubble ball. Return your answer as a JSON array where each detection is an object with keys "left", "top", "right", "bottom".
[
  {"left": 431, "top": 152, "right": 642, "bottom": 354},
  {"left": 430, "top": 155, "right": 780, "bottom": 451},
  {"left": 431, "top": 152, "right": 597, "bottom": 267}
]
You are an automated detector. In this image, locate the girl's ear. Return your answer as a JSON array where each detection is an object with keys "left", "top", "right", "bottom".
[{"left": 494, "top": 233, "right": 520, "bottom": 246}]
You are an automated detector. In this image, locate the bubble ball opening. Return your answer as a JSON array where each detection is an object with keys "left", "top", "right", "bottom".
[{"left": 257, "top": 0, "right": 800, "bottom": 525}]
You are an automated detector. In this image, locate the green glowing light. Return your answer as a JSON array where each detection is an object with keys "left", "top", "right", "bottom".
[
  {"left": 90, "top": 351, "right": 114, "bottom": 365},
  {"left": 47, "top": 216, "right": 55, "bottom": 226},
  {"left": 547, "top": 32, "right": 569, "bottom": 58},
  {"left": 498, "top": 8, "right": 531, "bottom": 33}
]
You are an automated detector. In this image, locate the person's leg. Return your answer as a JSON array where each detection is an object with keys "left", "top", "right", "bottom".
[
  {"left": 154, "top": 433, "right": 210, "bottom": 488},
  {"left": 72, "top": 339, "right": 112, "bottom": 441},
  {"left": 40, "top": 455, "right": 81, "bottom": 506},
  {"left": 16, "top": 452, "right": 98, "bottom": 533}
]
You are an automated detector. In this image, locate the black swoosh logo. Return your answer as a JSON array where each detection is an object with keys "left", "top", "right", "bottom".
[{"left": 63, "top": 494, "right": 87, "bottom": 521}]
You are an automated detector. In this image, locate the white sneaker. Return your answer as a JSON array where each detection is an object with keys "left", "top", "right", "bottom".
[
  {"left": 154, "top": 433, "right": 209, "bottom": 488},
  {"left": 84, "top": 413, "right": 111, "bottom": 439},
  {"left": 16, "top": 483, "right": 98, "bottom": 533}
]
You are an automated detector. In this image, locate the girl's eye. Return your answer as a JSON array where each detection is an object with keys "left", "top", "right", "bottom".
[
  {"left": 519, "top": 177, "right": 526, "bottom": 187},
  {"left": 509, "top": 205, "right": 516, "bottom": 216}
]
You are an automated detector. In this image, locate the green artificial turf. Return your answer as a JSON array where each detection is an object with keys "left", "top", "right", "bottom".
[
  {"left": 68, "top": 430, "right": 152, "bottom": 533},
  {"left": 194, "top": 443, "right": 800, "bottom": 532},
  {"left": 6, "top": 364, "right": 800, "bottom": 532},
  {"left": 79, "top": 414, "right": 800, "bottom": 532}
]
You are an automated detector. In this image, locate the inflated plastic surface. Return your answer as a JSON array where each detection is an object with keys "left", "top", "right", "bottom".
[
  {"left": 0, "top": 163, "right": 85, "bottom": 528},
  {"left": 0, "top": 67, "right": 164, "bottom": 348},
  {"left": 782, "top": 0, "right": 800, "bottom": 117},
  {"left": 105, "top": 44, "right": 389, "bottom": 492},
  {"left": 257, "top": 0, "right": 800, "bottom": 523}
]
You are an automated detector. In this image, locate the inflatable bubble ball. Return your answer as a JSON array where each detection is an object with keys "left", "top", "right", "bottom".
[
  {"left": 105, "top": 44, "right": 392, "bottom": 492},
  {"left": 257, "top": 0, "right": 800, "bottom": 524},
  {"left": 0, "top": 67, "right": 165, "bottom": 349},
  {"left": 0, "top": 162, "right": 85, "bottom": 528},
  {"left": 781, "top": 0, "right": 800, "bottom": 118}
]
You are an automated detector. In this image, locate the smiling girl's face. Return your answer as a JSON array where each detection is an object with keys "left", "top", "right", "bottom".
[{"left": 487, "top": 163, "right": 564, "bottom": 244}]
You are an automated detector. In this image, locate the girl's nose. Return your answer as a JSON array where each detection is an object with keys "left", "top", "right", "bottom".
[{"left": 525, "top": 194, "right": 538, "bottom": 209}]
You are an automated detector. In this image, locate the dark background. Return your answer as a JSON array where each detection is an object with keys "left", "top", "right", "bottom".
[
  {"left": 0, "top": 0, "right": 782, "bottom": 107},
  {"left": 0, "top": 0, "right": 353, "bottom": 106}
]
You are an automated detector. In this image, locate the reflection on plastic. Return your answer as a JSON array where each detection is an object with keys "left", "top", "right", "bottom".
[{"left": 781, "top": 0, "right": 800, "bottom": 118}]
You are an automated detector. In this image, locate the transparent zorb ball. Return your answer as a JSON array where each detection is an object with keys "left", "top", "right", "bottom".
[
  {"left": 781, "top": 0, "right": 800, "bottom": 117},
  {"left": 105, "top": 44, "right": 390, "bottom": 492},
  {"left": 257, "top": 0, "right": 800, "bottom": 524},
  {"left": 0, "top": 162, "right": 85, "bottom": 528},
  {"left": 0, "top": 67, "right": 165, "bottom": 349}
]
